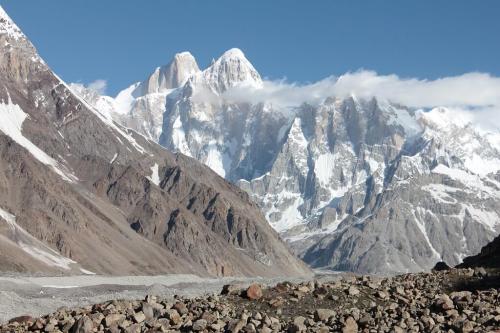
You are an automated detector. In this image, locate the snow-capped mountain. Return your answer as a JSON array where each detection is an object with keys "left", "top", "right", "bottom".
[
  {"left": 195, "top": 48, "right": 262, "bottom": 92},
  {"left": 70, "top": 51, "right": 202, "bottom": 142},
  {"left": 0, "top": 6, "right": 310, "bottom": 277},
  {"left": 74, "top": 49, "right": 500, "bottom": 274}
]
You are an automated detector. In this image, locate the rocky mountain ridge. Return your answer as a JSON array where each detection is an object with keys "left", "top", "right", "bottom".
[
  {"left": 73, "top": 35, "right": 500, "bottom": 275},
  {"left": 0, "top": 6, "right": 310, "bottom": 277}
]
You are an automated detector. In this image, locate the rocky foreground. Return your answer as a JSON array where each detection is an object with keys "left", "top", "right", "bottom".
[{"left": 2, "top": 269, "right": 500, "bottom": 333}]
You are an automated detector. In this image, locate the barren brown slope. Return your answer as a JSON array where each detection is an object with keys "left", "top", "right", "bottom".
[{"left": 0, "top": 7, "right": 311, "bottom": 277}]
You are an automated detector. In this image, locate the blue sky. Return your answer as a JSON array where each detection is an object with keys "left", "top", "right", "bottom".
[{"left": 2, "top": 0, "right": 500, "bottom": 96}]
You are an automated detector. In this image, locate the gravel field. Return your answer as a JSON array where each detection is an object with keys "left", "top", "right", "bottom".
[
  {"left": 0, "top": 273, "right": 319, "bottom": 324},
  {"left": 2, "top": 269, "right": 499, "bottom": 332}
]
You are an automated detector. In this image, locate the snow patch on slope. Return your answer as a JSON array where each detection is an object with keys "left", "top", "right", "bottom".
[
  {"left": 0, "top": 98, "right": 77, "bottom": 182},
  {"left": 0, "top": 207, "right": 76, "bottom": 270},
  {"left": 421, "top": 184, "right": 459, "bottom": 204},
  {"left": 205, "top": 143, "right": 231, "bottom": 178},
  {"left": 417, "top": 107, "right": 471, "bottom": 131},
  {"left": 172, "top": 116, "right": 192, "bottom": 157},
  {"left": 148, "top": 163, "right": 160, "bottom": 186},
  {"left": 315, "top": 153, "right": 335, "bottom": 185},
  {"left": 270, "top": 194, "right": 304, "bottom": 232},
  {"left": 80, "top": 268, "right": 96, "bottom": 275},
  {"left": 288, "top": 118, "right": 309, "bottom": 176},
  {"left": 0, "top": 207, "right": 16, "bottom": 229},
  {"left": 463, "top": 153, "right": 500, "bottom": 176},
  {"left": 432, "top": 164, "right": 500, "bottom": 198},
  {"left": 412, "top": 208, "right": 442, "bottom": 261},
  {"left": 383, "top": 102, "right": 421, "bottom": 136},
  {"left": 463, "top": 205, "right": 500, "bottom": 232},
  {"left": 114, "top": 83, "right": 140, "bottom": 114}
]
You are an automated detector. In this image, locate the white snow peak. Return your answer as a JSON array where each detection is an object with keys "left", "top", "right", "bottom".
[{"left": 201, "top": 48, "right": 262, "bottom": 92}]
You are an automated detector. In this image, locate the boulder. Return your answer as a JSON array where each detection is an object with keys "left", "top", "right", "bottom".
[
  {"left": 342, "top": 316, "right": 358, "bottom": 333},
  {"left": 71, "top": 316, "right": 93, "bottom": 333},
  {"left": 246, "top": 284, "right": 263, "bottom": 300},
  {"left": 432, "top": 261, "right": 451, "bottom": 271}
]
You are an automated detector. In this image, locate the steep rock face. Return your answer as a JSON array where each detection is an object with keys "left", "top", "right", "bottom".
[
  {"left": 156, "top": 74, "right": 500, "bottom": 274},
  {"left": 268, "top": 103, "right": 500, "bottom": 273},
  {"left": 0, "top": 7, "right": 310, "bottom": 277},
  {"left": 139, "top": 51, "right": 200, "bottom": 95},
  {"left": 76, "top": 48, "right": 500, "bottom": 274}
]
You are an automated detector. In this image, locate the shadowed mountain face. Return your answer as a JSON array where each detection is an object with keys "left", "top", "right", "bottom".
[
  {"left": 459, "top": 234, "right": 500, "bottom": 269},
  {"left": 0, "top": 7, "right": 311, "bottom": 278}
]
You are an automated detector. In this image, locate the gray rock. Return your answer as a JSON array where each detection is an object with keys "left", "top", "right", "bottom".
[
  {"left": 192, "top": 319, "right": 207, "bottom": 331},
  {"left": 315, "top": 309, "right": 335, "bottom": 322},
  {"left": 70, "top": 316, "right": 93, "bottom": 333},
  {"left": 105, "top": 314, "right": 125, "bottom": 327},
  {"left": 342, "top": 316, "right": 358, "bottom": 333},
  {"left": 348, "top": 286, "right": 360, "bottom": 296},
  {"left": 132, "top": 311, "right": 145, "bottom": 323},
  {"left": 141, "top": 303, "right": 154, "bottom": 320}
]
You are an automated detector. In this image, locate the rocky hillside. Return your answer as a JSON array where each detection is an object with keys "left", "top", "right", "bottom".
[
  {"left": 78, "top": 49, "right": 500, "bottom": 274},
  {"left": 0, "top": 6, "right": 310, "bottom": 278},
  {"left": 2, "top": 268, "right": 499, "bottom": 332}
]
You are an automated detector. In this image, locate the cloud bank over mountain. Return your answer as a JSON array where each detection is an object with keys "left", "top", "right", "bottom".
[{"left": 219, "top": 71, "right": 500, "bottom": 130}]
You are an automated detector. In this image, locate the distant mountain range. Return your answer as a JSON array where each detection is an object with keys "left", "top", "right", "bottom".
[
  {"left": 73, "top": 45, "right": 500, "bottom": 274},
  {"left": 2, "top": 4, "right": 499, "bottom": 276},
  {"left": 0, "top": 6, "right": 310, "bottom": 277}
]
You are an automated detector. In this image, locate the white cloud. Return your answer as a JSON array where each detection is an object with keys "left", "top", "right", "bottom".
[
  {"left": 332, "top": 71, "right": 500, "bottom": 109},
  {"left": 215, "top": 70, "right": 500, "bottom": 130},
  {"left": 220, "top": 77, "right": 337, "bottom": 107},
  {"left": 69, "top": 79, "right": 108, "bottom": 95},
  {"left": 87, "top": 79, "right": 107, "bottom": 95},
  {"left": 221, "top": 71, "right": 500, "bottom": 109}
]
